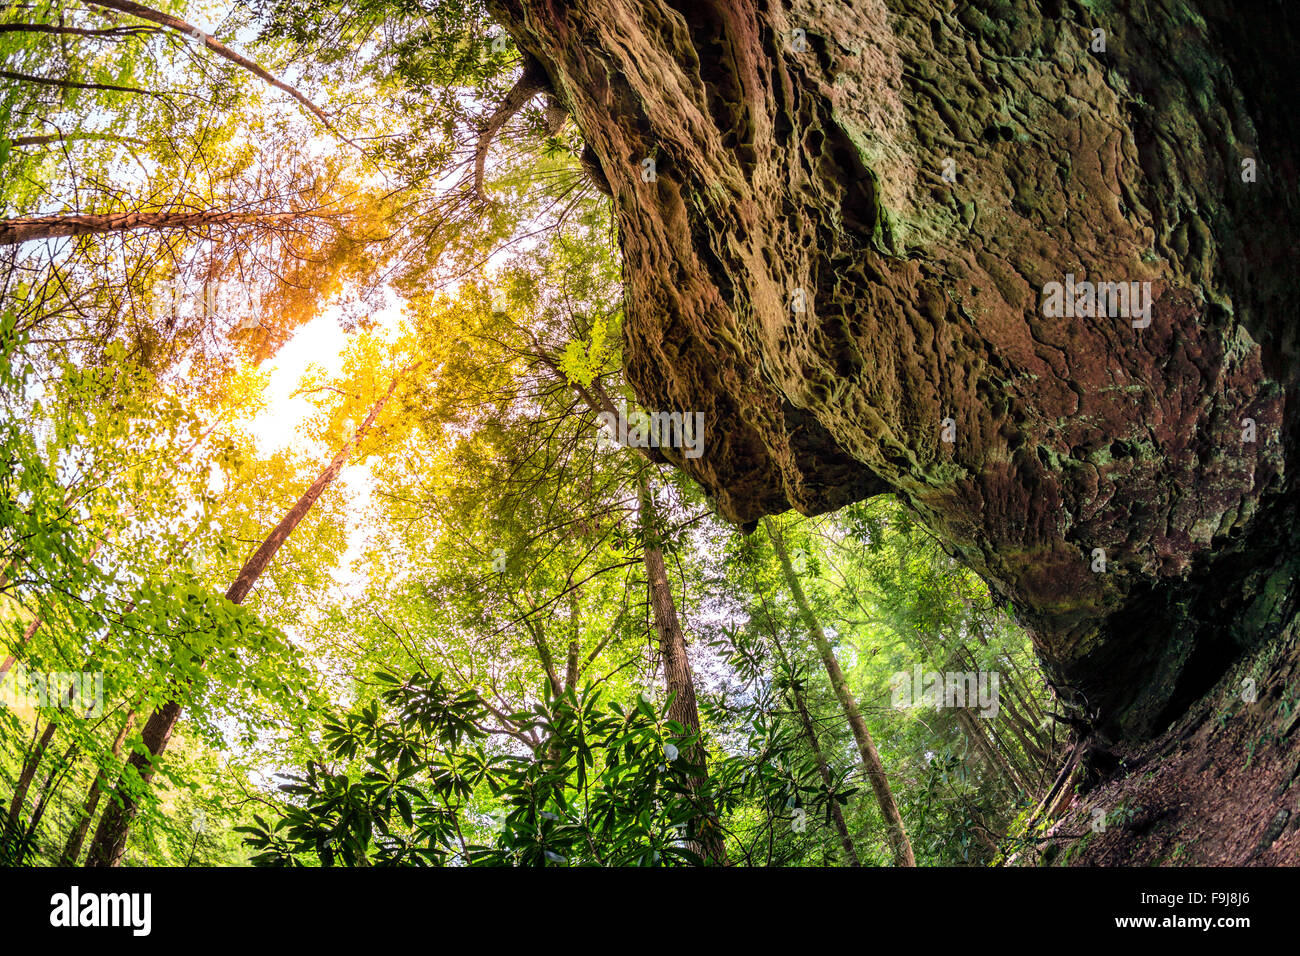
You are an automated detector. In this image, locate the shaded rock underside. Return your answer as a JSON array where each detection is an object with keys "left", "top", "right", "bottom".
[
  {"left": 485, "top": 0, "right": 1300, "bottom": 759},
  {"left": 1023, "top": 609, "right": 1300, "bottom": 865}
]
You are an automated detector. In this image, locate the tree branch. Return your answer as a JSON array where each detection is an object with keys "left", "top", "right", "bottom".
[
  {"left": 472, "top": 57, "right": 548, "bottom": 202},
  {"left": 82, "top": 0, "right": 358, "bottom": 147}
]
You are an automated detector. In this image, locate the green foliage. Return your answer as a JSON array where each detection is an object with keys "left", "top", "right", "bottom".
[
  {"left": 239, "top": 674, "right": 722, "bottom": 867},
  {"left": 557, "top": 311, "right": 614, "bottom": 389}
]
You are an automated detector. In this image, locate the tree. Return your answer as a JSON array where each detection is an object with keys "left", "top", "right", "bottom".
[
  {"left": 638, "top": 476, "right": 727, "bottom": 863},
  {"left": 6, "top": 0, "right": 1286, "bottom": 869},
  {"left": 0, "top": 209, "right": 343, "bottom": 247},
  {"left": 59, "top": 709, "right": 136, "bottom": 865},
  {"left": 765, "top": 517, "right": 914, "bottom": 867},
  {"left": 80, "top": 0, "right": 345, "bottom": 138},
  {"left": 764, "top": 630, "right": 860, "bottom": 866},
  {"left": 84, "top": 373, "right": 404, "bottom": 865}
]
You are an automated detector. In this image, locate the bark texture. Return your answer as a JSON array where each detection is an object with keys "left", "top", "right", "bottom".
[
  {"left": 487, "top": 0, "right": 1300, "bottom": 745},
  {"left": 0, "top": 210, "right": 329, "bottom": 246},
  {"left": 60, "top": 710, "right": 136, "bottom": 866}
]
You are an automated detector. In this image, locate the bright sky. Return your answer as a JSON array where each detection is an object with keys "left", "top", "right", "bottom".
[
  {"left": 245, "top": 311, "right": 349, "bottom": 458},
  {"left": 246, "top": 291, "right": 408, "bottom": 456},
  {"left": 243, "top": 294, "right": 408, "bottom": 590}
]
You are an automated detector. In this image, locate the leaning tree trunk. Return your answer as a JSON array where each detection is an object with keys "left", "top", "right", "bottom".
[
  {"left": 4, "top": 663, "right": 89, "bottom": 846},
  {"left": 767, "top": 629, "right": 861, "bottom": 866},
  {"left": 0, "top": 210, "right": 328, "bottom": 246},
  {"left": 60, "top": 709, "right": 136, "bottom": 866},
  {"left": 543, "top": 355, "right": 730, "bottom": 863},
  {"left": 0, "top": 618, "right": 41, "bottom": 681},
  {"left": 766, "top": 519, "right": 915, "bottom": 866},
  {"left": 4, "top": 718, "right": 58, "bottom": 848},
  {"left": 487, "top": 0, "right": 1300, "bottom": 860},
  {"left": 84, "top": 377, "right": 401, "bottom": 866},
  {"left": 19, "top": 735, "right": 82, "bottom": 863}
]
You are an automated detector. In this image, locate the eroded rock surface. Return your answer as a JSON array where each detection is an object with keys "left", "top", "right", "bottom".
[{"left": 489, "top": 0, "right": 1300, "bottom": 739}]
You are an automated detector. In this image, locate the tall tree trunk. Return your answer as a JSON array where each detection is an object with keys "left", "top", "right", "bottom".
[
  {"left": 923, "top": 634, "right": 1049, "bottom": 790},
  {"left": 945, "top": 642, "right": 1051, "bottom": 766},
  {"left": 0, "top": 23, "right": 161, "bottom": 38},
  {"left": 6, "top": 132, "right": 152, "bottom": 149},
  {"left": 0, "top": 618, "right": 42, "bottom": 681},
  {"left": 563, "top": 587, "right": 580, "bottom": 693},
  {"left": 19, "top": 737, "right": 81, "bottom": 862},
  {"left": 993, "top": 687, "right": 1052, "bottom": 768},
  {"left": 61, "top": 709, "right": 136, "bottom": 866},
  {"left": 521, "top": 592, "right": 564, "bottom": 700},
  {"left": 765, "top": 518, "right": 916, "bottom": 866},
  {"left": 83, "top": 0, "right": 343, "bottom": 138},
  {"left": 4, "top": 663, "right": 89, "bottom": 841},
  {"left": 472, "top": 56, "right": 548, "bottom": 201},
  {"left": 638, "top": 477, "right": 727, "bottom": 865},
  {"left": 85, "top": 377, "right": 401, "bottom": 866},
  {"left": 955, "top": 707, "right": 1029, "bottom": 798},
  {"left": 540, "top": 356, "right": 729, "bottom": 864},
  {"left": 0, "top": 209, "right": 333, "bottom": 246},
  {"left": 5, "top": 718, "right": 57, "bottom": 842},
  {"left": 788, "top": 684, "right": 861, "bottom": 866}
]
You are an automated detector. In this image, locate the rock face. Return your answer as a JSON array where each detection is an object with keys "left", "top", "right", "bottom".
[{"left": 489, "top": 0, "right": 1300, "bottom": 739}]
